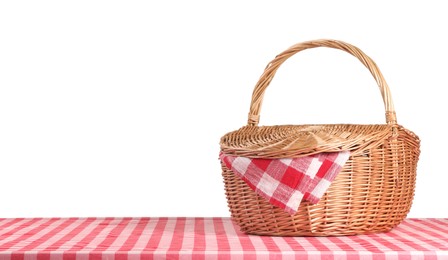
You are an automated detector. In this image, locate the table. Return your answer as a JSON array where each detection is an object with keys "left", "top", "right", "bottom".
[{"left": 0, "top": 218, "right": 447, "bottom": 259}]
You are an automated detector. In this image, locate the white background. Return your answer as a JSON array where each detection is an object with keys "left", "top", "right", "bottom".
[{"left": 1, "top": 1, "right": 446, "bottom": 218}]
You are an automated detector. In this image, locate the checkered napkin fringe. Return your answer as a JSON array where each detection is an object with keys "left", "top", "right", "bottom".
[{"left": 220, "top": 151, "right": 350, "bottom": 214}]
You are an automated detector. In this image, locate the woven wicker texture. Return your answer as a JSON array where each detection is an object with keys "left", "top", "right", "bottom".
[{"left": 220, "top": 39, "right": 420, "bottom": 236}]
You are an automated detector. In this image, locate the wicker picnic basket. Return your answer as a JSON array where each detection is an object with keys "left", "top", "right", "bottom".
[{"left": 220, "top": 39, "right": 420, "bottom": 236}]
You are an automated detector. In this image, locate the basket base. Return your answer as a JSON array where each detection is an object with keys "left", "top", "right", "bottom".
[
  {"left": 222, "top": 155, "right": 413, "bottom": 236},
  {"left": 237, "top": 221, "right": 398, "bottom": 237}
]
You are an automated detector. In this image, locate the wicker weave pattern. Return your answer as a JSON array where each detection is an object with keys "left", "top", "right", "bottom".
[{"left": 220, "top": 39, "right": 420, "bottom": 236}]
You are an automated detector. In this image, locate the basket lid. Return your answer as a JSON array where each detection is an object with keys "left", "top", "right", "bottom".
[{"left": 220, "top": 124, "right": 394, "bottom": 158}]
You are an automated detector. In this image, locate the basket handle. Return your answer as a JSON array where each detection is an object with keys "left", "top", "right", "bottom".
[{"left": 247, "top": 39, "right": 397, "bottom": 126}]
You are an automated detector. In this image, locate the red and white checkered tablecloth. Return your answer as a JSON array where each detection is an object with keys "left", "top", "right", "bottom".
[{"left": 0, "top": 218, "right": 447, "bottom": 259}]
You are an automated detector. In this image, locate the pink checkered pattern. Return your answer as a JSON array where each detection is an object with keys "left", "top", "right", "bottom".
[
  {"left": 220, "top": 151, "right": 350, "bottom": 214},
  {"left": 0, "top": 218, "right": 447, "bottom": 259}
]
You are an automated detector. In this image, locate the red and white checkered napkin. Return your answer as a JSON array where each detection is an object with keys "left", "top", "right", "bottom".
[{"left": 220, "top": 151, "right": 350, "bottom": 214}]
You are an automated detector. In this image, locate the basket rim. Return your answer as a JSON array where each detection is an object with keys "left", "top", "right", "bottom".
[{"left": 220, "top": 124, "right": 417, "bottom": 158}]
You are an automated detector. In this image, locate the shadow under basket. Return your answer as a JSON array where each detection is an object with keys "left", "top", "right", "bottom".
[{"left": 219, "top": 40, "right": 420, "bottom": 237}]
